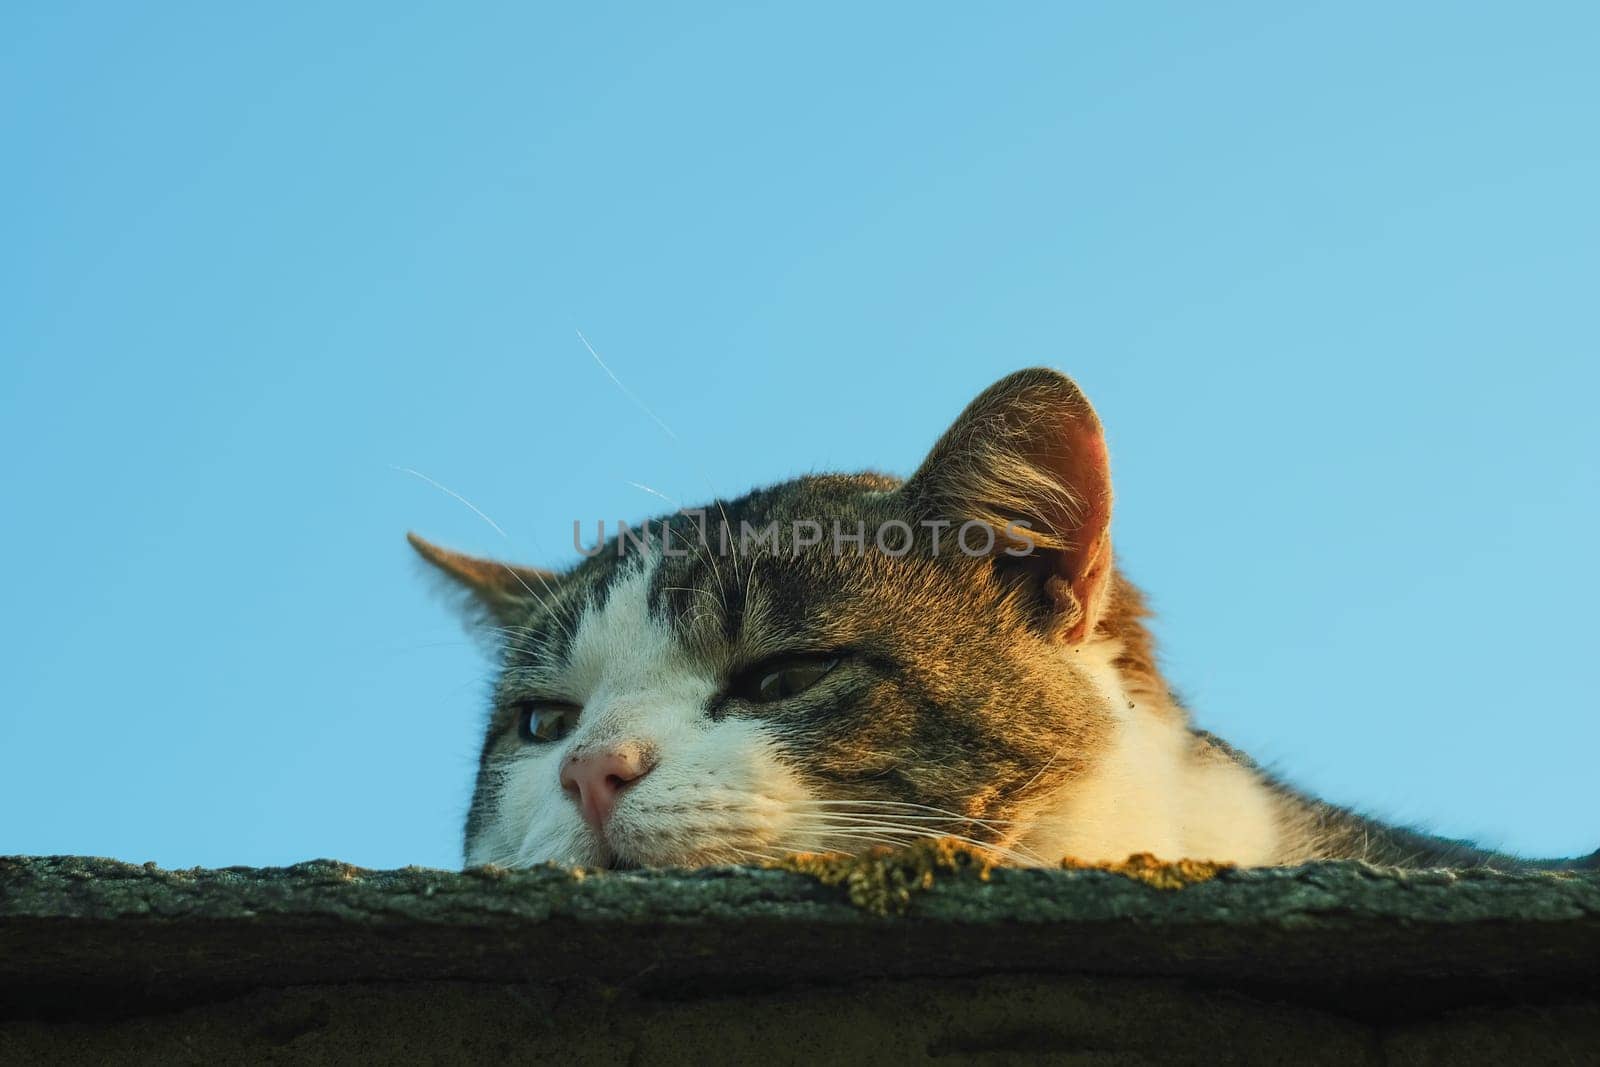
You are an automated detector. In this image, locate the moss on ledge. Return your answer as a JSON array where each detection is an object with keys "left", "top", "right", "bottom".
[
  {"left": 766, "top": 837, "right": 996, "bottom": 913},
  {"left": 3, "top": 852, "right": 1599, "bottom": 1062},
  {"left": 765, "top": 841, "right": 1231, "bottom": 914}
]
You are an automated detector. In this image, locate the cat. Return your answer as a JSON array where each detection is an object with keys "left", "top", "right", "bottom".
[{"left": 412, "top": 368, "right": 1595, "bottom": 871}]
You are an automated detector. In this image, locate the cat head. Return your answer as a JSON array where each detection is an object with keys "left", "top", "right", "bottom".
[{"left": 413, "top": 368, "right": 1157, "bottom": 868}]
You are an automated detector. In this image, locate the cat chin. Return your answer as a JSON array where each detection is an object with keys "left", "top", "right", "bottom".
[
  {"left": 598, "top": 802, "right": 798, "bottom": 868},
  {"left": 466, "top": 786, "right": 808, "bottom": 869}
]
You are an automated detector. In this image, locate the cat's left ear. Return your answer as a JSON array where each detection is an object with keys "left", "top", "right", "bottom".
[
  {"left": 407, "top": 532, "right": 560, "bottom": 628},
  {"left": 904, "top": 368, "right": 1114, "bottom": 645}
]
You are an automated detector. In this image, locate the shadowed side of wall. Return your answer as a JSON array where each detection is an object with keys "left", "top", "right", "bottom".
[{"left": 2, "top": 856, "right": 1598, "bottom": 1064}]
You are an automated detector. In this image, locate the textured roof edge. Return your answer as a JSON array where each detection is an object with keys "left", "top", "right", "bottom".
[
  {"left": 3, "top": 854, "right": 1599, "bottom": 1016},
  {"left": 5, "top": 853, "right": 1599, "bottom": 923}
]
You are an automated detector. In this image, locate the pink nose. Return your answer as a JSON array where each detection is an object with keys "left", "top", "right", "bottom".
[{"left": 559, "top": 744, "right": 655, "bottom": 830}]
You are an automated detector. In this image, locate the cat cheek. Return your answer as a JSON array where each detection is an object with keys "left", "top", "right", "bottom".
[{"left": 466, "top": 748, "right": 590, "bottom": 867}]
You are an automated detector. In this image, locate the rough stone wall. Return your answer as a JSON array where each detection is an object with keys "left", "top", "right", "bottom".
[{"left": 3, "top": 856, "right": 1598, "bottom": 1063}]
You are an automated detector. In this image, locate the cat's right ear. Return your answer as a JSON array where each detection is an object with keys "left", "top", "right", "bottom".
[
  {"left": 407, "top": 532, "right": 561, "bottom": 629},
  {"left": 903, "top": 368, "right": 1115, "bottom": 646}
]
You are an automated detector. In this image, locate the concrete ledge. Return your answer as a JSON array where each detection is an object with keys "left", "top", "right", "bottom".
[{"left": 3, "top": 855, "right": 1599, "bottom": 1063}]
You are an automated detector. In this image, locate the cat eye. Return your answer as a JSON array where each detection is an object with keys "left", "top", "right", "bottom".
[
  {"left": 514, "top": 702, "right": 580, "bottom": 743},
  {"left": 737, "top": 655, "right": 841, "bottom": 704}
]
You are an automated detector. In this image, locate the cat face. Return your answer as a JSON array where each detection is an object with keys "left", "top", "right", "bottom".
[{"left": 415, "top": 369, "right": 1146, "bottom": 868}]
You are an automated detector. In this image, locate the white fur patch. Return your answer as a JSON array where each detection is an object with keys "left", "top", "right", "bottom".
[{"left": 1021, "top": 639, "right": 1283, "bottom": 866}]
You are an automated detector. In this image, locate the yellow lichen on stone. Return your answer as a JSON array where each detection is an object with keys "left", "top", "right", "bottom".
[
  {"left": 1061, "top": 852, "right": 1233, "bottom": 890},
  {"left": 767, "top": 838, "right": 994, "bottom": 915}
]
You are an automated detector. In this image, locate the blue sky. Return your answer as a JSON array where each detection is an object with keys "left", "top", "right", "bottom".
[{"left": 3, "top": 3, "right": 1595, "bottom": 869}]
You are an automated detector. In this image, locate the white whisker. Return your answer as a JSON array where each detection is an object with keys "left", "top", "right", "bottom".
[
  {"left": 784, "top": 818, "right": 1045, "bottom": 867},
  {"left": 789, "top": 810, "right": 1019, "bottom": 829},
  {"left": 577, "top": 331, "right": 736, "bottom": 614},
  {"left": 396, "top": 465, "right": 576, "bottom": 645},
  {"left": 624, "top": 480, "right": 682, "bottom": 509},
  {"left": 393, "top": 465, "right": 510, "bottom": 538},
  {"left": 577, "top": 330, "right": 680, "bottom": 443}
]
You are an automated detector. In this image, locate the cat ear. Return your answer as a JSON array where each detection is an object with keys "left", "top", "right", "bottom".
[
  {"left": 904, "top": 368, "right": 1114, "bottom": 645},
  {"left": 407, "top": 532, "right": 560, "bottom": 628}
]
